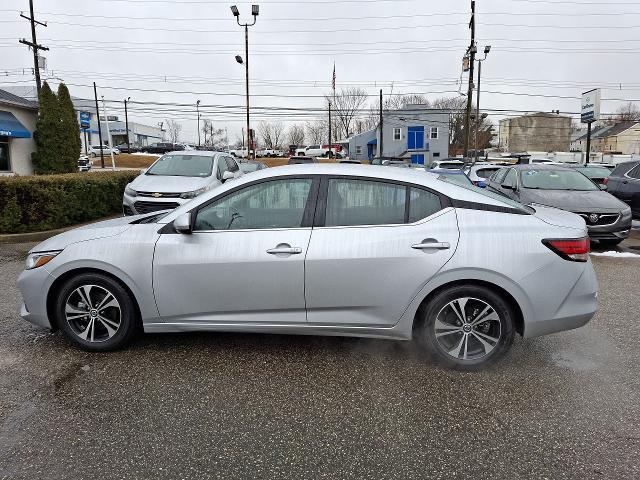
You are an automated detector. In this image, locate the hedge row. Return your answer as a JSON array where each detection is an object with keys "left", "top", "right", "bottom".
[{"left": 0, "top": 171, "right": 139, "bottom": 234}]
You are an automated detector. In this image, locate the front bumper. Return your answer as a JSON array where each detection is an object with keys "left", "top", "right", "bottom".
[
  {"left": 581, "top": 213, "right": 632, "bottom": 241},
  {"left": 122, "top": 193, "right": 187, "bottom": 216},
  {"left": 18, "top": 266, "right": 55, "bottom": 330}
]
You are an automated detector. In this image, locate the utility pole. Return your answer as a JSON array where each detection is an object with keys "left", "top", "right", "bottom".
[
  {"left": 19, "top": 0, "right": 48, "bottom": 98},
  {"left": 158, "top": 121, "right": 164, "bottom": 142},
  {"left": 124, "top": 97, "right": 131, "bottom": 152},
  {"left": 475, "top": 45, "right": 491, "bottom": 163},
  {"left": 463, "top": 0, "right": 476, "bottom": 158},
  {"left": 93, "top": 82, "right": 105, "bottom": 168},
  {"left": 196, "top": 100, "right": 201, "bottom": 147},
  {"left": 101, "top": 96, "right": 116, "bottom": 171},
  {"left": 379, "top": 89, "right": 384, "bottom": 159}
]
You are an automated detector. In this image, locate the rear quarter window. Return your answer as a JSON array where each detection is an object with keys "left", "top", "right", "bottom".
[{"left": 476, "top": 168, "right": 500, "bottom": 179}]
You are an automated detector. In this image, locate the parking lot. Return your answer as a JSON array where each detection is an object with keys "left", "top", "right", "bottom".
[{"left": 1, "top": 239, "right": 639, "bottom": 480}]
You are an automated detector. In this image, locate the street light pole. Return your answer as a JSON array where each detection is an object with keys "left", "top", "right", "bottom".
[
  {"left": 196, "top": 100, "right": 201, "bottom": 148},
  {"left": 232, "top": 4, "right": 259, "bottom": 160},
  {"left": 474, "top": 45, "right": 491, "bottom": 163},
  {"left": 124, "top": 96, "right": 131, "bottom": 152}
]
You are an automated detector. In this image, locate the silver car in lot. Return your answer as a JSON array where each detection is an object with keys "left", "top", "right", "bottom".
[
  {"left": 18, "top": 165, "right": 597, "bottom": 369},
  {"left": 122, "top": 151, "right": 243, "bottom": 215}
]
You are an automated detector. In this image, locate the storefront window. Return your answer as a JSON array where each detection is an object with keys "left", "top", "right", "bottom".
[{"left": 0, "top": 136, "right": 10, "bottom": 171}]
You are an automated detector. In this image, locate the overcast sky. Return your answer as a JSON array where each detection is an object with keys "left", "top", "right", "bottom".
[{"left": 2, "top": 0, "right": 639, "bottom": 143}]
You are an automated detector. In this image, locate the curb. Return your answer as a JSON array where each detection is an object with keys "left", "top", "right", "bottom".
[{"left": 0, "top": 215, "right": 120, "bottom": 244}]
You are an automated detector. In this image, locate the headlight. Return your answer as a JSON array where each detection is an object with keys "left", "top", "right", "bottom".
[
  {"left": 621, "top": 207, "right": 632, "bottom": 218},
  {"left": 25, "top": 250, "right": 62, "bottom": 270},
  {"left": 180, "top": 187, "right": 207, "bottom": 199},
  {"left": 124, "top": 185, "right": 137, "bottom": 197}
]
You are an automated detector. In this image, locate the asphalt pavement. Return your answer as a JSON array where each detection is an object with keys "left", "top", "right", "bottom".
[{"left": 1, "top": 240, "right": 639, "bottom": 480}]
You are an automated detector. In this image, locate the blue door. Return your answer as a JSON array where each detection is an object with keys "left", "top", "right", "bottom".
[
  {"left": 407, "top": 126, "right": 424, "bottom": 150},
  {"left": 411, "top": 154, "right": 425, "bottom": 165}
]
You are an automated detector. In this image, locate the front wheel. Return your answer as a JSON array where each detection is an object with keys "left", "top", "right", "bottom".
[
  {"left": 54, "top": 273, "right": 140, "bottom": 351},
  {"left": 416, "top": 284, "right": 515, "bottom": 370}
]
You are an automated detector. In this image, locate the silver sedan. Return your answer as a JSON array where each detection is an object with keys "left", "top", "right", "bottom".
[{"left": 18, "top": 164, "right": 598, "bottom": 369}]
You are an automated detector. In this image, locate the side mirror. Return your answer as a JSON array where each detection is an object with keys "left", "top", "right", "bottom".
[
  {"left": 222, "top": 171, "right": 235, "bottom": 181},
  {"left": 173, "top": 212, "right": 192, "bottom": 234},
  {"left": 501, "top": 183, "right": 516, "bottom": 191}
]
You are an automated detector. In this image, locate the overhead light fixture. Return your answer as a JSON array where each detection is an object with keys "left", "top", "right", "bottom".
[
  {"left": 252, "top": 4, "right": 259, "bottom": 16},
  {"left": 230, "top": 5, "right": 239, "bottom": 16}
]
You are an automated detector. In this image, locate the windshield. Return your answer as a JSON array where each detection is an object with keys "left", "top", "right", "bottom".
[
  {"left": 438, "top": 173, "right": 472, "bottom": 186},
  {"left": 240, "top": 162, "right": 261, "bottom": 172},
  {"left": 146, "top": 154, "right": 214, "bottom": 177},
  {"left": 520, "top": 169, "right": 598, "bottom": 191},
  {"left": 576, "top": 167, "right": 610, "bottom": 179}
]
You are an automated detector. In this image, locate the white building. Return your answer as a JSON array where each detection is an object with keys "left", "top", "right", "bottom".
[{"left": 0, "top": 89, "right": 38, "bottom": 175}]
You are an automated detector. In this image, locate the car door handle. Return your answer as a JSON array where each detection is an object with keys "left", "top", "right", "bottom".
[
  {"left": 412, "top": 241, "right": 450, "bottom": 250},
  {"left": 267, "top": 246, "right": 302, "bottom": 255}
]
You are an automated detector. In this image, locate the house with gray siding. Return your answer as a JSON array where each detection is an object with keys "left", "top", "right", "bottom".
[
  {"left": 343, "top": 105, "right": 451, "bottom": 164},
  {"left": 378, "top": 105, "right": 450, "bottom": 165}
]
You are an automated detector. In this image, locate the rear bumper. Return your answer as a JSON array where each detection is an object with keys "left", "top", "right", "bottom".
[{"left": 523, "top": 260, "right": 598, "bottom": 338}]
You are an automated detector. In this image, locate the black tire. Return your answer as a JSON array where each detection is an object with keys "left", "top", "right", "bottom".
[
  {"left": 598, "top": 238, "right": 623, "bottom": 247},
  {"left": 54, "top": 273, "right": 140, "bottom": 352},
  {"left": 415, "top": 284, "right": 515, "bottom": 370}
]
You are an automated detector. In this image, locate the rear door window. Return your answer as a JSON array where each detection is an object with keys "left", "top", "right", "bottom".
[
  {"left": 628, "top": 164, "right": 640, "bottom": 179},
  {"left": 476, "top": 168, "right": 500, "bottom": 179},
  {"left": 409, "top": 188, "right": 442, "bottom": 222},
  {"left": 325, "top": 179, "right": 406, "bottom": 227}
]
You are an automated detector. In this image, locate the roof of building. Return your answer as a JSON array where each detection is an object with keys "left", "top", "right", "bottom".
[
  {"left": 0, "top": 88, "right": 38, "bottom": 110},
  {"left": 572, "top": 122, "right": 639, "bottom": 142}
]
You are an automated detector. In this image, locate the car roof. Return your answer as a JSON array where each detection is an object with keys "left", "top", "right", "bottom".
[
  {"left": 163, "top": 150, "right": 222, "bottom": 157},
  {"left": 508, "top": 163, "right": 574, "bottom": 171},
  {"left": 430, "top": 168, "right": 466, "bottom": 174}
]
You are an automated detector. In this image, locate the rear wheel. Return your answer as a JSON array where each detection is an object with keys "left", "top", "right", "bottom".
[
  {"left": 416, "top": 285, "right": 515, "bottom": 370},
  {"left": 54, "top": 273, "right": 140, "bottom": 351}
]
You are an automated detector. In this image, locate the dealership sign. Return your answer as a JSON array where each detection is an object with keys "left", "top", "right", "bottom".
[
  {"left": 581, "top": 89, "right": 601, "bottom": 124},
  {"left": 79, "top": 111, "right": 91, "bottom": 129}
]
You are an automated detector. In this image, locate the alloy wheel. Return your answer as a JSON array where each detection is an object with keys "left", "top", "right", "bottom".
[
  {"left": 65, "top": 285, "right": 122, "bottom": 343},
  {"left": 433, "top": 297, "right": 502, "bottom": 361}
]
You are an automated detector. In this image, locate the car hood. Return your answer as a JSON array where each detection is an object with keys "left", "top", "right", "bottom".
[
  {"left": 29, "top": 216, "right": 138, "bottom": 252},
  {"left": 129, "top": 174, "right": 212, "bottom": 193},
  {"left": 521, "top": 188, "right": 628, "bottom": 213}
]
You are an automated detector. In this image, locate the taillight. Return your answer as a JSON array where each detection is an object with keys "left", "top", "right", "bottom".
[
  {"left": 472, "top": 181, "right": 479, "bottom": 186},
  {"left": 603, "top": 177, "right": 609, "bottom": 185},
  {"left": 543, "top": 237, "right": 590, "bottom": 262}
]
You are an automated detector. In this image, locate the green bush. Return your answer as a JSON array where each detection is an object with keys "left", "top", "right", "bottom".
[{"left": 0, "top": 171, "right": 138, "bottom": 234}]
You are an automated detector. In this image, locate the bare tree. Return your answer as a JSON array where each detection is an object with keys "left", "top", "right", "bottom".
[
  {"left": 258, "top": 121, "right": 274, "bottom": 148},
  {"left": 326, "top": 87, "right": 368, "bottom": 139},
  {"left": 166, "top": 119, "right": 182, "bottom": 143},
  {"left": 614, "top": 102, "right": 640, "bottom": 122},
  {"left": 305, "top": 119, "right": 327, "bottom": 145},
  {"left": 287, "top": 123, "right": 305, "bottom": 146},
  {"left": 271, "top": 121, "right": 286, "bottom": 148},
  {"left": 199, "top": 118, "right": 225, "bottom": 148}
]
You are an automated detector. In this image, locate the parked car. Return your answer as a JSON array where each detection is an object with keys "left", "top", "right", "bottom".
[
  {"left": 89, "top": 145, "right": 118, "bottom": 157},
  {"left": 256, "top": 148, "right": 283, "bottom": 158},
  {"left": 429, "top": 159, "right": 465, "bottom": 170},
  {"left": 230, "top": 148, "right": 254, "bottom": 159},
  {"left": 567, "top": 164, "right": 611, "bottom": 189},
  {"left": 295, "top": 145, "right": 330, "bottom": 157},
  {"left": 465, "top": 164, "right": 503, "bottom": 188},
  {"left": 606, "top": 160, "right": 640, "bottom": 218},
  {"left": 18, "top": 164, "right": 597, "bottom": 370},
  {"left": 77, "top": 155, "right": 92, "bottom": 172},
  {"left": 141, "top": 143, "right": 185, "bottom": 155},
  {"left": 122, "top": 151, "right": 243, "bottom": 215},
  {"left": 114, "top": 143, "right": 139, "bottom": 154},
  {"left": 487, "top": 164, "right": 632, "bottom": 246},
  {"left": 238, "top": 160, "right": 267, "bottom": 173},
  {"left": 288, "top": 156, "right": 317, "bottom": 165},
  {"left": 427, "top": 168, "right": 473, "bottom": 187}
]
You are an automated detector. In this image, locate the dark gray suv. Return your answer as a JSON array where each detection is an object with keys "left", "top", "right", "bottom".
[{"left": 487, "top": 164, "right": 633, "bottom": 246}]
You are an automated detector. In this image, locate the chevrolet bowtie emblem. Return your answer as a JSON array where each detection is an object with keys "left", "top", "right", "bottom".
[{"left": 152, "top": 192, "right": 162, "bottom": 198}]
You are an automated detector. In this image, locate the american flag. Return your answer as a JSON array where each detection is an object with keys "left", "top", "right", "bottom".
[{"left": 332, "top": 62, "right": 336, "bottom": 92}]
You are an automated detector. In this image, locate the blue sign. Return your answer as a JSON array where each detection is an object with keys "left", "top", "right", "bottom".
[{"left": 79, "top": 111, "right": 91, "bottom": 129}]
